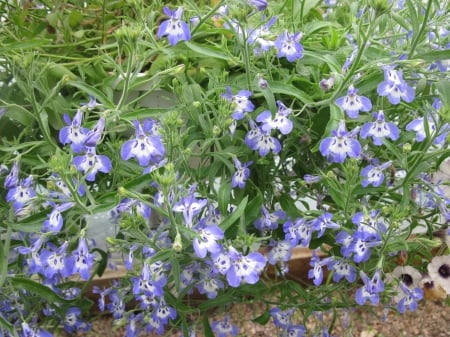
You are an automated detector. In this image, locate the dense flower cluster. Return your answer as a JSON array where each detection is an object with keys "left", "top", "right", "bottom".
[{"left": 0, "top": 1, "right": 449, "bottom": 337}]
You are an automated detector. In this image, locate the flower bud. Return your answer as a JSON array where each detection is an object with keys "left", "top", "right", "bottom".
[
  {"left": 403, "top": 143, "right": 412, "bottom": 153},
  {"left": 172, "top": 232, "right": 183, "bottom": 252}
]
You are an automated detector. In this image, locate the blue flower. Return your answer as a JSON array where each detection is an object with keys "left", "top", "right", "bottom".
[
  {"left": 377, "top": 66, "right": 415, "bottom": 104},
  {"left": 211, "top": 316, "right": 239, "bottom": 337},
  {"left": 308, "top": 250, "right": 327, "bottom": 286},
  {"left": 121, "top": 120, "right": 165, "bottom": 166},
  {"left": 63, "top": 307, "right": 91, "bottom": 333},
  {"left": 406, "top": 116, "right": 449, "bottom": 145},
  {"left": 349, "top": 231, "right": 381, "bottom": 263},
  {"left": 355, "top": 270, "right": 384, "bottom": 305},
  {"left": 42, "top": 202, "right": 73, "bottom": 233},
  {"left": 327, "top": 258, "right": 357, "bottom": 283},
  {"left": 361, "top": 160, "right": 392, "bottom": 187},
  {"left": 248, "top": 16, "right": 276, "bottom": 52},
  {"left": 311, "top": 212, "right": 339, "bottom": 238},
  {"left": 73, "top": 237, "right": 95, "bottom": 280},
  {"left": 4, "top": 161, "right": 19, "bottom": 189},
  {"left": 256, "top": 100, "right": 293, "bottom": 135},
  {"left": 21, "top": 322, "right": 53, "bottom": 337},
  {"left": 335, "top": 85, "right": 372, "bottom": 118},
  {"left": 84, "top": 117, "right": 105, "bottom": 147},
  {"left": 193, "top": 224, "right": 224, "bottom": 258},
  {"left": 248, "top": 0, "right": 268, "bottom": 11},
  {"left": 222, "top": 86, "right": 255, "bottom": 120},
  {"left": 336, "top": 231, "right": 353, "bottom": 257},
  {"left": 319, "top": 121, "right": 361, "bottom": 163},
  {"left": 283, "top": 217, "right": 312, "bottom": 247},
  {"left": 267, "top": 240, "right": 294, "bottom": 265},
  {"left": 396, "top": 283, "right": 423, "bottom": 313},
  {"left": 270, "top": 307, "right": 295, "bottom": 328},
  {"left": 275, "top": 30, "right": 304, "bottom": 62},
  {"left": 360, "top": 110, "right": 399, "bottom": 145},
  {"left": 224, "top": 246, "right": 266, "bottom": 287},
  {"left": 6, "top": 175, "right": 35, "bottom": 212},
  {"left": 173, "top": 190, "right": 207, "bottom": 227},
  {"left": 59, "top": 110, "right": 89, "bottom": 153},
  {"left": 72, "top": 147, "right": 112, "bottom": 182},
  {"left": 231, "top": 158, "right": 252, "bottom": 189},
  {"left": 116, "top": 197, "right": 152, "bottom": 220},
  {"left": 132, "top": 263, "right": 165, "bottom": 298},
  {"left": 196, "top": 270, "right": 224, "bottom": 298},
  {"left": 157, "top": 7, "right": 191, "bottom": 46},
  {"left": 254, "top": 206, "right": 286, "bottom": 231},
  {"left": 245, "top": 128, "right": 282, "bottom": 156},
  {"left": 342, "top": 46, "right": 358, "bottom": 74},
  {"left": 151, "top": 298, "right": 177, "bottom": 325},
  {"left": 39, "top": 241, "right": 74, "bottom": 280}
]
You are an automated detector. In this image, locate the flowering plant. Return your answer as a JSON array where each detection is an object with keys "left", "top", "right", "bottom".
[{"left": 1, "top": 0, "right": 449, "bottom": 336}]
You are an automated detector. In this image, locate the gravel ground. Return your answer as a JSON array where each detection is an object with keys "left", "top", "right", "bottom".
[{"left": 59, "top": 298, "right": 449, "bottom": 337}]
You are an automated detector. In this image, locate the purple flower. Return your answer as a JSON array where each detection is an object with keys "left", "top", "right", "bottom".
[
  {"left": 396, "top": 282, "right": 423, "bottom": 313},
  {"left": 267, "top": 240, "right": 294, "bottom": 265},
  {"left": 275, "top": 30, "right": 304, "bottom": 62},
  {"left": 6, "top": 175, "right": 35, "bottom": 212},
  {"left": 355, "top": 270, "right": 384, "bottom": 305},
  {"left": 254, "top": 206, "right": 286, "bottom": 231},
  {"left": 311, "top": 212, "right": 339, "bottom": 238},
  {"left": 59, "top": 110, "right": 89, "bottom": 153},
  {"left": 173, "top": 190, "right": 207, "bottom": 227},
  {"left": 283, "top": 217, "right": 312, "bottom": 247},
  {"left": 352, "top": 209, "right": 386, "bottom": 239},
  {"left": 72, "top": 147, "right": 112, "bottom": 182},
  {"left": 327, "top": 258, "right": 357, "bottom": 283},
  {"left": 319, "top": 121, "right": 361, "bottom": 163},
  {"left": 308, "top": 250, "right": 326, "bottom": 286},
  {"left": 335, "top": 85, "right": 372, "bottom": 118},
  {"left": 42, "top": 202, "right": 73, "bottom": 233},
  {"left": 256, "top": 100, "right": 293, "bottom": 135},
  {"left": 211, "top": 316, "right": 239, "bottom": 337},
  {"left": 73, "top": 237, "right": 95, "bottom": 280},
  {"left": 360, "top": 110, "right": 399, "bottom": 145},
  {"left": 39, "top": 241, "right": 74, "bottom": 280},
  {"left": 349, "top": 231, "right": 381, "bottom": 263},
  {"left": 4, "top": 161, "right": 19, "bottom": 189},
  {"left": 336, "top": 231, "right": 353, "bottom": 257},
  {"left": 196, "top": 271, "right": 224, "bottom": 299},
  {"left": 157, "top": 7, "right": 191, "bottom": 46},
  {"left": 231, "top": 159, "right": 252, "bottom": 189},
  {"left": 84, "top": 117, "right": 105, "bottom": 147},
  {"left": 248, "top": 0, "right": 268, "bottom": 11},
  {"left": 222, "top": 86, "right": 255, "bottom": 120},
  {"left": 377, "top": 66, "right": 415, "bottom": 104},
  {"left": 406, "top": 117, "right": 448, "bottom": 144},
  {"left": 245, "top": 129, "right": 282, "bottom": 157},
  {"left": 63, "top": 307, "right": 90, "bottom": 333},
  {"left": 361, "top": 160, "right": 392, "bottom": 187},
  {"left": 248, "top": 16, "right": 276, "bottom": 52},
  {"left": 132, "top": 263, "right": 165, "bottom": 298},
  {"left": 224, "top": 246, "right": 266, "bottom": 287},
  {"left": 270, "top": 307, "right": 295, "bottom": 328},
  {"left": 121, "top": 120, "right": 165, "bottom": 166},
  {"left": 151, "top": 299, "right": 177, "bottom": 325},
  {"left": 21, "top": 322, "right": 53, "bottom": 337},
  {"left": 116, "top": 197, "right": 151, "bottom": 220},
  {"left": 342, "top": 46, "right": 358, "bottom": 74},
  {"left": 193, "top": 225, "right": 224, "bottom": 258}
]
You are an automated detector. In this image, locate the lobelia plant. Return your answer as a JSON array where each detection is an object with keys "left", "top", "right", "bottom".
[{"left": 0, "top": 0, "right": 449, "bottom": 336}]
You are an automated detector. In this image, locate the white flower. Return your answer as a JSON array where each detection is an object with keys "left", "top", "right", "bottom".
[{"left": 427, "top": 255, "right": 450, "bottom": 295}]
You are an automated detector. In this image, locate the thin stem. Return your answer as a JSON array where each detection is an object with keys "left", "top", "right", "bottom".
[{"left": 408, "top": 0, "right": 433, "bottom": 59}]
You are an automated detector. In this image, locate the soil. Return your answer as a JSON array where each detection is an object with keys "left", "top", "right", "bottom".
[{"left": 60, "top": 298, "right": 450, "bottom": 337}]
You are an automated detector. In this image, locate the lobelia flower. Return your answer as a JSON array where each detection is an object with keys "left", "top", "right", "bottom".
[
  {"left": 157, "top": 7, "right": 191, "bottom": 46},
  {"left": 84, "top": 117, "right": 105, "bottom": 147},
  {"left": 248, "top": 16, "right": 276, "bottom": 53},
  {"left": 211, "top": 315, "right": 239, "bottom": 337},
  {"left": 21, "top": 322, "right": 53, "bottom": 337},
  {"left": 326, "top": 257, "right": 357, "bottom": 283},
  {"left": 342, "top": 46, "right": 358, "bottom": 74},
  {"left": 196, "top": 268, "right": 224, "bottom": 299},
  {"left": 361, "top": 160, "right": 392, "bottom": 187},
  {"left": 192, "top": 224, "right": 224, "bottom": 258},
  {"left": 126, "top": 313, "right": 144, "bottom": 337},
  {"left": 121, "top": 120, "right": 165, "bottom": 166},
  {"left": 311, "top": 212, "right": 339, "bottom": 238},
  {"left": 72, "top": 147, "right": 112, "bottom": 182},
  {"left": 151, "top": 298, "right": 177, "bottom": 325},
  {"left": 349, "top": 230, "right": 382, "bottom": 263},
  {"left": 116, "top": 198, "right": 151, "bottom": 220},
  {"left": 308, "top": 250, "right": 329, "bottom": 286},
  {"left": 427, "top": 254, "right": 450, "bottom": 294},
  {"left": 6, "top": 175, "right": 36, "bottom": 212},
  {"left": 275, "top": 30, "right": 304, "bottom": 62},
  {"left": 267, "top": 239, "right": 294, "bottom": 267},
  {"left": 335, "top": 85, "right": 372, "bottom": 118},
  {"left": 360, "top": 110, "right": 399, "bottom": 145},
  {"left": 406, "top": 116, "right": 449, "bottom": 145},
  {"left": 73, "top": 237, "right": 95, "bottom": 280},
  {"left": 396, "top": 282, "right": 423, "bottom": 313},
  {"left": 39, "top": 241, "right": 74, "bottom": 281},
  {"left": 222, "top": 86, "right": 255, "bottom": 120},
  {"left": 377, "top": 66, "right": 415, "bottom": 104},
  {"left": 336, "top": 231, "right": 354, "bottom": 258},
  {"left": 355, "top": 269, "right": 384, "bottom": 305},
  {"left": 4, "top": 160, "right": 19, "bottom": 189},
  {"left": 132, "top": 263, "right": 165, "bottom": 298},
  {"left": 173, "top": 191, "right": 207, "bottom": 228},
  {"left": 284, "top": 217, "right": 313, "bottom": 247},
  {"left": 106, "top": 289, "right": 126, "bottom": 319},
  {"left": 42, "top": 202, "right": 74, "bottom": 233},
  {"left": 59, "top": 110, "right": 89, "bottom": 153},
  {"left": 319, "top": 120, "right": 361, "bottom": 163},
  {"left": 63, "top": 307, "right": 91, "bottom": 334},
  {"left": 254, "top": 206, "right": 286, "bottom": 231},
  {"left": 270, "top": 307, "right": 295, "bottom": 329},
  {"left": 282, "top": 325, "right": 307, "bottom": 337},
  {"left": 231, "top": 158, "right": 252, "bottom": 189},
  {"left": 245, "top": 128, "right": 282, "bottom": 156},
  {"left": 256, "top": 100, "right": 293, "bottom": 135},
  {"left": 248, "top": 0, "right": 268, "bottom": 11},
  {"left": 222, "top": 246, "right": 266, "bottom": 287}
]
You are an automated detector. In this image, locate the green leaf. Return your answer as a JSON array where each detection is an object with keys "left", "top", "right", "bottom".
[
  {"left": 268, "top": 81, "right": 313, "bottom": 104},
  {"left": 10, "top": 277, "right": 78, "bottom": 305},
  {"left": 202, "top": 312, "right": 215, "bottom": 337},
  {"left": 436, "top": 79, "right": 450, "bottom": 109},
  {"left": 220, "top": 196, "right": 248, "bottom": 232},
  {"left": 184, "top": 41, "right": 232, "bottom": 62},
  {"left": 3, "top": 104, "right": 35, "bottom": 127},
  {"left": 218, "top": 179, "right": 231, "bottom": 216},
  {"left": 0, "top": 313, "right": 17, "bottom": 337},
  {"left": 66, "top": 80, "right": 115, "bottom": 109},
  {"left": 414, "top": 49, "right": 450, "bottom": 63},
  {"left": 252, "top": 306, "right": 271, "bottom": 325}
]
